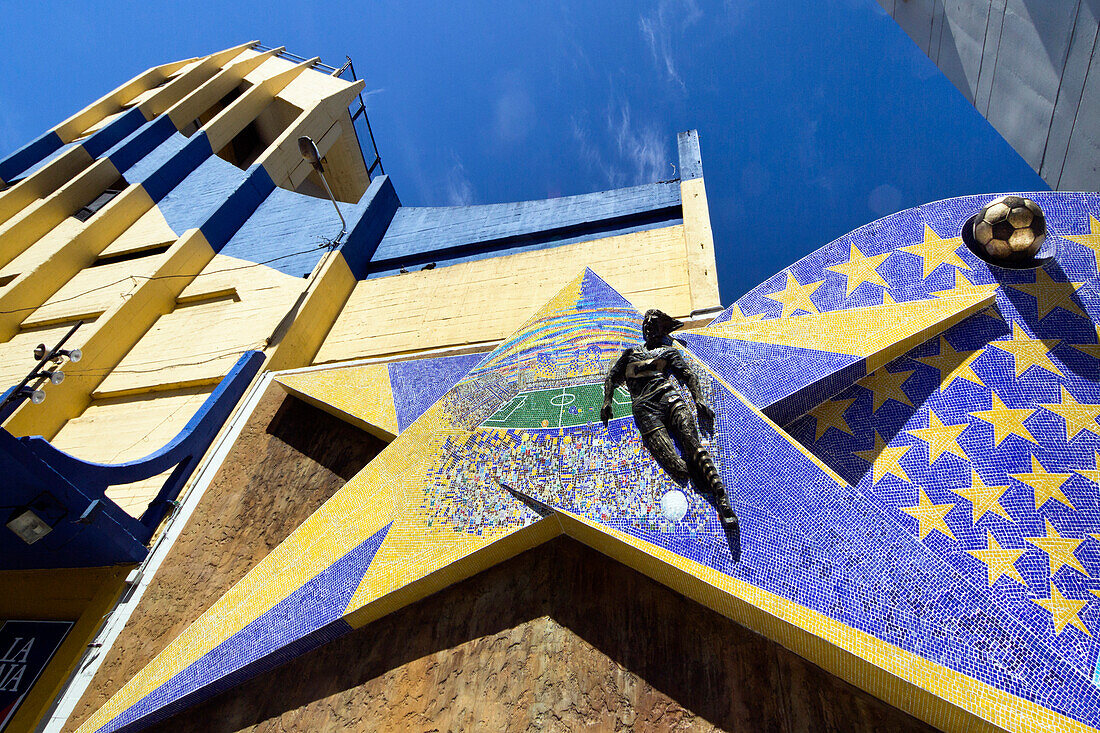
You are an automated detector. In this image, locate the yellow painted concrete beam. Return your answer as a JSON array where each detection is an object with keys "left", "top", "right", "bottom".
[
  {"left": 165, "top": 47, "right": 283, "bottom": 130},
  {"left": 201, "top": 58, "right": 314, "bottom": 153},
  {"left": 261, "top": 80, "right": 364, "bottom": 189},
  {"left": 0, "top": 186, "right": 154, "bottom": 342},
  {"left": 265, "top": 251, "right": 356, "bottom": 372},
  {"left": 0, "top": 145, "right": 95, "bottom": 228},
  {"left": 3, "top": 229, "right": 214, "bottom": 439},
  {"left": 680, "top": 175, "right": 721, "bottom": 315},
  {"left": 136, "top": 42, "right": 261, "bottom": 121},
  {"left": 54, "top": 63, "right": 177, "bottom": 143},
  {"left": 0, "top": 157, "right": 121, "bottom": 271}
]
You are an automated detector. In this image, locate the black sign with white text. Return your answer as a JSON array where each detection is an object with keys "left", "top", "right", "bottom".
[{"left": 0, "top": 620, "right": 73, "bottom": 731}]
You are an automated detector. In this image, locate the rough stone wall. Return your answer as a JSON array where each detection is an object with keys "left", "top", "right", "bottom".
[
  {"left": 155, "top": 537, "right": 933, "bottom": 733},
  {"left": 65, "top": 387, "right": 386, "bottom": 731}
]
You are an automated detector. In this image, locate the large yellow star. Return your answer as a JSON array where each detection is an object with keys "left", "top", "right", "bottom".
[
  {"left": 966, "top": 531, "right": 1025, "bottom": 586},
  {"left": 1062, "top": 214, "right": 1100, "bottom": 269},
  {"left": 899, "top": 487, "right": 956, "bottom": 540},
  {"left": 856, "top": 367, "right": 914, "bottom": 413},
  {"left": 969, "top": 391, "right": 1038, "bottom": 447},
  {"left": 952, "top": 469, "right": 1013, "bottom": 524},
  {"left": 899, "top": 224, "right": 971, "bottom": 279},
  {"left": 916, "top": 336, "right": 986, "bottom": 391},
  {"left": 764, "top": 271, "right": 824, "bottom": 318},
  {"left": 986, "top": 322, "right": 1064, "bottom": 378},
  {"left": 1006, "top": 268, "right": 1088, "bottom": 321},
  {"left": 854, "top": 431, "right": 912, "bottom": 484},
  {"left": 1039, "top": 385, "right": 1100, "bottom": 441},
  {"left": 1026, "top": 518, "right": 1088, "bottom": 577},
  {"left": 1011, "top": 454, "right": 1075, "bottom": 511},
  {"left": 906, "top": 410, "right": 968, "bottom": 464},
  {"left": 826, "top": 242, "right": 890, "bottom": 297},
  {"left": 1034, "top": 585, "right": 1091, "bottom": 636},
  {"left": 809, "top": 396, "right": 857, "bottom": 442}
]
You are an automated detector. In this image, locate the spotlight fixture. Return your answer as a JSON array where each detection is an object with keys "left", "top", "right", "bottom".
[
  {"left": 53, "top": 348, "right": 81, "bottom": 363},
  {"left": 6, "top": 507, "right": 52, "bottom": 544},
  {"left": 297, "top": 135, "right": 346, "bottom": 245}
]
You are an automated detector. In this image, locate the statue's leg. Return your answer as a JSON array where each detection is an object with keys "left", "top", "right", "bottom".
[
  {"left": 640, "top": 425, "right": 691, "bottom": 484},
  {"left": 667, "top": 399, "right": 738, "bottom": 528}
]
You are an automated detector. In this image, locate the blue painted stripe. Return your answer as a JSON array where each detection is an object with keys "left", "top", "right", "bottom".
[
  {"left": 100, "top": 523, "right": 392, "bottom": 733},
  {"left": 83, "top": 107, "right": 147, "bottom": 159},
  {"left": 201, "top": 164, "right": 276, "bottom": 252},
  {"left": 366, "top": 216, "right": 682, "bottom": 278},
  {"left": 14, "top": 141, "right": 81, "bottom": 181},
  {"left": 104, "top": 115, "right": 177, "bottom": 175},
  {"left": 339, "top": 175, "right": 400, "bottom": 279},
  {"left": 140, "top": 131, "right": 215, "bottom": 204},
  {"left": 370, "top": 181, "right": 681, "bottom": 269},
  {"left": 0, "top": 130, "right": 63, "bottom": 182}
]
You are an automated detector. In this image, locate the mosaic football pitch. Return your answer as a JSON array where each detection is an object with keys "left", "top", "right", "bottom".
[{"left": 480, "top": 383, "right": 632, "bottom": 429}]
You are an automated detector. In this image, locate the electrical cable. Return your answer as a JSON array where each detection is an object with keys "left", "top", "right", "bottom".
[{"left": 0, "top": 242, "right": 330, "bottom": 316}]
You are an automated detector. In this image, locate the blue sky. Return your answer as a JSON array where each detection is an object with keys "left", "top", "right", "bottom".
[{"left": 0, "top": 0, "right": 1047, "bottom": 303}]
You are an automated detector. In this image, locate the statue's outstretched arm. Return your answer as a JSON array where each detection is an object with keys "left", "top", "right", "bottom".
[{"left": 601, "top": 350, "right": 629, "bottom": 425}]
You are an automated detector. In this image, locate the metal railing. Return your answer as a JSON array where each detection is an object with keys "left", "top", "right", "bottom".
[{"left": 253, "top": 43, "right": 384, "bottom": 180}]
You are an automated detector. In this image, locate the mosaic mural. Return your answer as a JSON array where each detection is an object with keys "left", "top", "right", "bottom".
[{"left": 80, "top": 192, "right": 1100, "bottom": 733}]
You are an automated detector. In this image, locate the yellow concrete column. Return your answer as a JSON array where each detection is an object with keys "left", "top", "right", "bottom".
[
  {"left": 0, "top": 146, "right": 96, "bottom": 228},
  {"left": 165, "top": 48, "right": 283, "bottom": 130},
  {"left": 265, "top": 250, "right": 357, "bottom": 372},
  {"left": 3, "top": 229, "right": 214, "bottom": 439},
  {"left": 202, "top": 58, "right": 317, "bottom": 153},
  {"left": 0, "top": 186, "right": 155, "bottom": 342},
  {"left": 0, "top": 158, "right": 122, "bottom": 270},
  {"left": 136, "top": 41, "right": 259, "bottom": 121}
]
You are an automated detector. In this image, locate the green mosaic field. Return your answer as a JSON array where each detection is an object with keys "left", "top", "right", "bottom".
[{"left": 481, "top": 384, "right": 632, "bottom": 429}]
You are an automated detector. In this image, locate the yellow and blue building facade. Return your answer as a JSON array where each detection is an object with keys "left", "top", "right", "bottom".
[
  {"left": 8, "top": 41, "right": 1100, "bottom": 733},
  {"left": 0, "top": 43, "right": 720, "bottom": 731}
]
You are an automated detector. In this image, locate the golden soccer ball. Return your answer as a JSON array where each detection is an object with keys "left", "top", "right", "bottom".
[{"left": 971, "top": 195, "right": 1046, "bottom": 262}]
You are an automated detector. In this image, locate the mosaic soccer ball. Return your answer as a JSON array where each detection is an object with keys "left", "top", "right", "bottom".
[{"left": 972, "top": 196, "right": 1046, "bottom": 262}]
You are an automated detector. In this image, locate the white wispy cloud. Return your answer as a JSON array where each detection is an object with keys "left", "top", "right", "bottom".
[
  {"left": 638, "top": 0, "right": 702, "bottom": 90},
  {"left": 492, "top": 71, "right": 536, "bottom": 146},
  {"left": 445, "top": 153, "right": 475, "bottom": 206},
  {"left": 572, "top": 98, "right": 669, "bottom": 188}
]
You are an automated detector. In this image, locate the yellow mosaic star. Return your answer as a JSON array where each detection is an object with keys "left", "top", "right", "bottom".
[
  {"left": 1011, "top": 455, "right": 1075, "bottom": 511},
  {"left": 966, "top": 532, "right": 1025, "bottom": 586},
  {"left": 809, "top": 396, "right": 857, "bottom": 442},
  {"left": 899, "top": 224, "right": 971, "bottom": 279},
  {"left": 857, "top": 367, "right": 915, "bottom": 413},
  {"left": 764, "top": 271, "right": 824, "bottom": 318},
  {"left": 986, "top": 322, "right": 1064, "bottom": 378},
  {"left": 1034, "top": 584, "right": 1091, "bottom": 636},
  {"left": 917, "top": 336, "right": 986, "bottom": 391},
  {"left": 907, "top": 411, "right": 969, "bottom": 464},
  {"left": 952, "top": 469, "right": 1013, "bottom": 524},
  {"left": 854, "top": 431, "right": 912, "bottom": 484},
  {"left": 900, "top": 487, "right": 956, "bottom": 541},
  {"left": 1039, "top": 385, "right": 1100, "bottom": 442},
  {"left": 1026, "top": 519, "right": 1088, "bottom": 577},
  {"left": 969, "top": 392, "right": 1038, "bottom": 447},
  {"left": 1075, "top": 452, "right": 1100, "bottom": 486},
  {"left": 1006, "top": 268, "right": 1088, "bottom": 321},
  {"left": 930, "top": 268, "right": 1001, "bottom": 299},
  {"left": 1062, "top": 215, "right": 1100, "bottom": 269},
  {"left": 827, "top": 242, "right": 891, "bottom": 298}
]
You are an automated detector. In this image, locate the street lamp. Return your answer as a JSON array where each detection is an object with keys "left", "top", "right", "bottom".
[{"left": 298, "top": 136, "right": 346, "bottom": 245}]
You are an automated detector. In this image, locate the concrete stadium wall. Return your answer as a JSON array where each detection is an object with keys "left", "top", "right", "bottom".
[{"left": 876, "top": 0, "right": 1100, "bottom": 190}]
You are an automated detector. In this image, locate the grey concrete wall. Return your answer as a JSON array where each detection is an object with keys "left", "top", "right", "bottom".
[{"left": 877, "top": 0, "right": 1100, "bottom": 190}]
